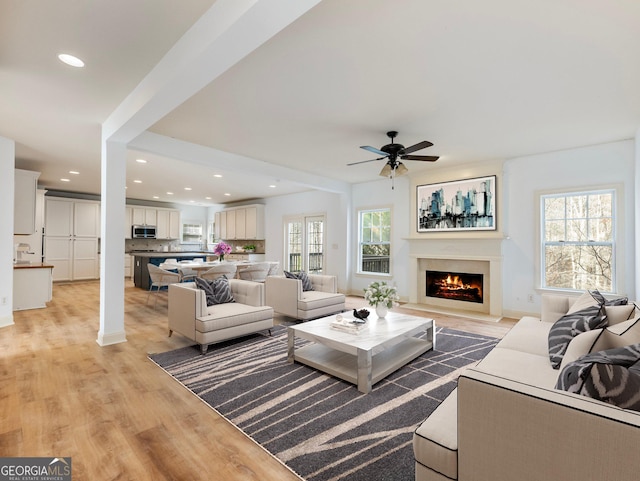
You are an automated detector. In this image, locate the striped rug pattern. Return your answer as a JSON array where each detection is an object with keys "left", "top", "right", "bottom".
[{"left": 149, "top": 325, "right": 497, "bottom": 481}]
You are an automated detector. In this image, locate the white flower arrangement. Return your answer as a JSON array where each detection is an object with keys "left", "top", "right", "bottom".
[{"left": 363, "top": 281, "right": 399, "bottom": 308}]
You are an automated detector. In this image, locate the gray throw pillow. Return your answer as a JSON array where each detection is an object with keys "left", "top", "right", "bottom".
[
  {"left": 548, "top": 291, "right": 608, "bottom": 369},
  {"left": 556, "top": 344, "right": 640, "bottom": 412},
  {"left": 195, "top": 275, "right": 235, "bottom": 306},
  {"left": 284, "top": 270, "right": 314, "bottom": 291}
]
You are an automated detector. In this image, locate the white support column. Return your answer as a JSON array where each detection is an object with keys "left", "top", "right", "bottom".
[
  {"left": 97, "top": 140, "right": 127, "bottom": 346},
  {"left": 0, "top": 136, "right": 15, "bottom": 328},
  {"left": 635, "top": 127, "right": 640, "bottom": 301}
]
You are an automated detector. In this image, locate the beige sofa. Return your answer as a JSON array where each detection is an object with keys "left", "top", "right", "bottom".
[
  {"left": 414, "top": 293, "right": 640, "bottom": 481},
  {"left": 265, "top": 274, "right": 345, "bottom": 321},
  {"left": 168, "top": 280, "right": 273, "bottom": 354}
]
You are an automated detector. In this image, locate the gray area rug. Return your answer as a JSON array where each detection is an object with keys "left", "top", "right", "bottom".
[{"left": 149, "top": 325, "right": 497, "bottom": 481}]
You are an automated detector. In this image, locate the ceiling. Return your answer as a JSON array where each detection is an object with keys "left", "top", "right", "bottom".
[{"left": 3, "top": 0, "right": 640, "bottom": 207}]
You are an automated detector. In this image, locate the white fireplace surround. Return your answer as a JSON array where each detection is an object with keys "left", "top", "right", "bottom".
[{"left": 407, "top": 237, "right": 504, "bottom": 319}]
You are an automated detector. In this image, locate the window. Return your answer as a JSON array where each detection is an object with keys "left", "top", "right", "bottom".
[
  {"left": 541, "top": 189, "right": 615, "bottom": 292},
  {"left": 358, "top": 208, "right": 391, "bottom": 274},
  {"left": 284, "top": 215, "right": 325, "bottom": 274}
]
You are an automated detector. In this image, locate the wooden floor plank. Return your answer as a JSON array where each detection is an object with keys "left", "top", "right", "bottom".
[{"left": 1, "top": 279, "right": 516, "bottom": 479}]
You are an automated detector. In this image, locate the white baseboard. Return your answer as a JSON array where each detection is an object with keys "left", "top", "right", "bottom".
[{"left": 96, "top": 331, "right": 127, "bottom": 346}]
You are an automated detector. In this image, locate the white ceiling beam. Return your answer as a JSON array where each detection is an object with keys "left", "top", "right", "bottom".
[
  {"left": 130, "top": 131, "right": 349, "bottom": 194},
  {"left": 103, "top": 0, "right": 322, "bottom": 144}
]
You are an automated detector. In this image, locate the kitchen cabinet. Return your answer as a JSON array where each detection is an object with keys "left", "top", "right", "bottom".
[
  {"left": 124, "top": 254, "right": 132, "bottom": 278},
  {"left": 14, "top": 169, "right": 40, "bottom": 234},
  {"left": 13, "top": 264, "right": 53, "bottom": 310},
  {"left": 128, "top": 206, "right": 179, "bottom": 239},
  {"left": 44, "top": 197, "right": 100, "bottom": 281},
  {"left": 131, "top": 207, "right": 156, "bottom": 226},
  {"left": 154, "top": 209, "right": 180, "bottom": 239},
  {"left": 125, "top": 207, "right": 132, "bottom": 239},
  {"left": 216, "top": 204, "right": 265, "bottom": 240}
]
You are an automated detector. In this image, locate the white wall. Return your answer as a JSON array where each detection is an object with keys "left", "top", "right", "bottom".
[
  {"left": 264, "top": 190, "right": 350, "bottom": 290},
  {"left": 503, "top": 139, "right": 635, "bottom": 317},
  {"left": 0, "top": 136, "right": 15, "bottom": 326}
]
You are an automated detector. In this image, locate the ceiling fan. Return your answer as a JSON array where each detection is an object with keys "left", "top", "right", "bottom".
[{"left": 348, "top": 131, "right": 439, "bottom": 188}]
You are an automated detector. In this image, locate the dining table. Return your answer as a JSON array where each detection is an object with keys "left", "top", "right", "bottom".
[{"left": 158, "top": 260, "right": 257, "bottom": 276}]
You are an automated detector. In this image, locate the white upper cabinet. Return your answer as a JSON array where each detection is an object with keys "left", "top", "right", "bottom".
[
  {"left": 217, "top": 204, "right": 265, "bottom": 240},
  {"left": 14, "top": 169, "right": 40, "bottom": 234},
  {"left": 125, "top": 207, "right": 132, "bottom": 239},
  {"left": 131, "top": 207, "right": 145, "bottom": 225},
  {"left": 169, "top": 210, "right": 180, "bottom": 239},
  {"left": 156, "top": 209, "right": 170, "bottom": 239}
]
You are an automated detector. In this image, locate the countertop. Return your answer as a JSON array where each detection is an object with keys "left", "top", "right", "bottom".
[{"left": 13, "top": 262, "right": 54, "bottom": 269}]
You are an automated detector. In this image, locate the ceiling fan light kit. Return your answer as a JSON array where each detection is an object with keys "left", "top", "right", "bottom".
[{"left": 349, "top": 131, "right": 439, "bottom": 189}]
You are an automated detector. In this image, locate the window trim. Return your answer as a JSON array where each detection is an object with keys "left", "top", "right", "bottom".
[
  {"left": 357, "top": 206, "right": 392, "bottom": 276},
  {"left": 536, "top": 184, "right": 622, "bottom": 295}
]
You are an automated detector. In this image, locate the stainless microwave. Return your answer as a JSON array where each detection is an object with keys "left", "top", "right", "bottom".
[{"left": 132, "top": 225, "right": 157, "bottom": 239}]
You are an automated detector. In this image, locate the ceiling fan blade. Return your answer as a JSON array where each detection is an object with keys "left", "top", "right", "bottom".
[
  {"left": 402, "top": 140, "right": 433, "bottom": 154},
  {"left": 360, "top": 145, "right": 388, "bottom": 156},
  {"left": 401, "top": 154, "right": 439, "bottom": 162},
  {"left": 347, "top": 157, "right": 386, "bottom": 166}
]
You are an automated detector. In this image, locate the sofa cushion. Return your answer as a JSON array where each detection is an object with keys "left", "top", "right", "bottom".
[
  {"left": 548, "top": 291, "right": 607, "bottom": 369},
  {"left": 298, "top": 291, "right": 345, "bottom": 311},
  {"left": 556, "top": 344, "right": 640, "bottom": 412},
  {"left": 285, "top": 270, "right": 314, "bottom": 291},
  {"left": 476, "top": 347, "right": 559, "bottom": 388},
  {"left": 197, "top": 303, "right": 273, "bottom": 332},
  {"left": 195, "top": 276, "right": 235, "bottom": 306},
  {"left": 496, "top": 316, "right": 552, "bottom": 357},
  {"left": 605, "top": 304, "right": 637, "bottom": 325},
  {"left": 413, "top": 389, "right": 458, "bottom": 480}
]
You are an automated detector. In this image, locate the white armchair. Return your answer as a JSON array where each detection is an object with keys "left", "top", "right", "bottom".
[{"left": 265, "top": 274, "right": 345, "bottom": 321}]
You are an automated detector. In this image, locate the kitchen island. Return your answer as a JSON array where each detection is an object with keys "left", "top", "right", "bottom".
[{"left": 13, "top": 263, "right": 54, "bottom": 310}]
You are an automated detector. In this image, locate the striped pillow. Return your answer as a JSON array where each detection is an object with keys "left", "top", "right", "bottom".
[
  {"left": 195, "top": 276, "right": 235, "bottom": 306},
  {"left": 556, "top": 344, "right": 640, "bottom": 412}
]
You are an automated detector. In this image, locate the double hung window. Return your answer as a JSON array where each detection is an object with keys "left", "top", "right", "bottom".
[
  {"left": 541, "top": 189, "right": 615, "bottom": 292},
  {"left": 358, "top": 208, "right": 391, "bottom": 275}
]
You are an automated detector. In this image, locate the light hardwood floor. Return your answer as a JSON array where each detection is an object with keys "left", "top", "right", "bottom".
[{"left": 1, "top": 280, "right": 517, "bottom": 480}]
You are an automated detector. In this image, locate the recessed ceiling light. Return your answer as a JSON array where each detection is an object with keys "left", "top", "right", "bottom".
[
  {"left": 189, "top": 200, "right": 195, "bottom": 203},
  {"left": 133, "top": 180, "right": 142, "bottom": 184},
  {"left": 213, "top": 174, "right": 223, "bottom": 178},
  {"left": 205, "top": 196, "right": 212, "bottom": 200},
  {"left": 135, "top": 159, "right": 147, "bottom": 164},
  {"left": 152, "top": 196, "right": 159, "bottom": 199},
  {"left": 69, "top": 170, "right": 80, "bottom": 175},
  {"left": 184, "top": 187, "right": 192, "bottom": 191},
  {"left": 60, "top": 178, "right": 70, "bottom": 182},
  {"left": 224, "top": 193, "right": 231, "bottom": 196},
  {"left": 58, "top": 53, "right": 85, "bottom": 68},
  {"left": 269, "top": 184, "right": 276, "bottom": 188},
  {"left": 166, "top": 192, "right": 173, "bottom": 195}
]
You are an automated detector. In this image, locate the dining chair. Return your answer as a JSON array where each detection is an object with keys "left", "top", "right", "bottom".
[
  {"left": 199, "top": 264, "right": 237, "bottom": 281},
  {"left": 267, "top": 261, "right": 280, "bottom": 277},
  {"left": 237, "top": 262, "right": 271, "bottom": 282},
  {"left": 147, "top": 264, "right": 181, "bottom": 308}
]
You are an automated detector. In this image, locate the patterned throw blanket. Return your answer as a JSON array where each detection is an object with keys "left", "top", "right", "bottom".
[{"left": 556, "top": 344, "right": 640, "bottom": 411}]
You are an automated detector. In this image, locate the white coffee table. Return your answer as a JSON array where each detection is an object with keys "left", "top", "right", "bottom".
[{"left": 287, "top": 311, "right": 435, "bottom": 394}]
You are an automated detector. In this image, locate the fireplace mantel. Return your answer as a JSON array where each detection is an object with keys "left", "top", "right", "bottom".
[{"left": 406, "top": 237, "right": 504, "bottom": 319}]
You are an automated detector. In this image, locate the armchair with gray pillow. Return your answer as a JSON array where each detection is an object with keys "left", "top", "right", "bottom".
[
  {"left": 265, "top": 272, "right": 345, "bottom": 321},
  {"left": 168, "top": 277, "right": 273, "bottom": 354}
]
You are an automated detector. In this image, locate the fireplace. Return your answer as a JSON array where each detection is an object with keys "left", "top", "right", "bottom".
[{"left": 426, "top": 270, "right": 483, "bottom": 304}]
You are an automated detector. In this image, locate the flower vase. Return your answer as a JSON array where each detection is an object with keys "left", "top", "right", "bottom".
[
  {"left": 219, "top": 255, "right": 225, "bottom": 262},
  {"left": 375, "top": 305, "right": 388, "bottom": 318}
]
